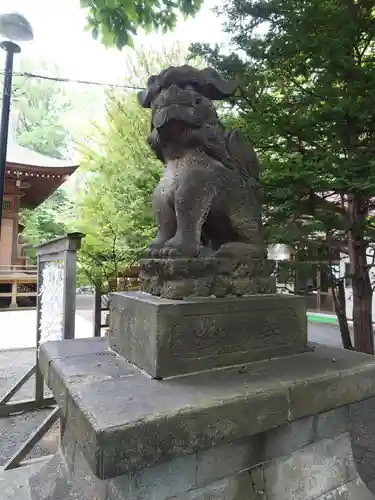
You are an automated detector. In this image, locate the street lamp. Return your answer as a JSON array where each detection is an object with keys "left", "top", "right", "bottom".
[{"left": 0, "top": 12, "right": 33, "bottom": 233}]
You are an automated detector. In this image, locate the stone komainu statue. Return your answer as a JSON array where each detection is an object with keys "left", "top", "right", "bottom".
[{"left": 138, "top": 65, "right": 265, "bottom": 259}]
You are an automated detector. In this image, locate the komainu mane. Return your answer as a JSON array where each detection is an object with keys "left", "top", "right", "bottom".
[{"left": 138, "top": 65, "right": 265, "bottom": 259}]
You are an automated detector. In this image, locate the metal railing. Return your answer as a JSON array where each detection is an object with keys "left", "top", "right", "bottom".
[{"left": 0, "top": 232, "right": 84, "bottom": 470}]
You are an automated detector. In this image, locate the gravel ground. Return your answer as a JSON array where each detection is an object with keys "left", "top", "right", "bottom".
[
  {"left": 0, "top": 348, "right": 59, "bottom": 467},
  {"left": 0, "top": 299, "right": 97, "bottom": 470}
]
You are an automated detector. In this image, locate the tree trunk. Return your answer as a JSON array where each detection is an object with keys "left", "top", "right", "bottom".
[
  {"left": 348, "top": 196, "right": 374, "bottom": 354},
  {"left": 331, "top": 278, "right": 353, "bottom": 350}
]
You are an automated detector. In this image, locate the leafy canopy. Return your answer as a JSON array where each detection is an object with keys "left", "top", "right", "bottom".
[
  {"left": 191, "top": 0, "right": 375, "bottom": 245},
  {"left": 20, "top": 190, "right": 74, "bottom": 261},
  {"left": 80, "top": 0, "right": 203, "bottom": 49},
  {"left": 191, "top": 0, "right": 375, "bottom": 352},
  {"left": 73, "top": 92, "right": 161, "bottom": 285},
  {"left": 12, "top": 57, "right": 94, "bottom": 247},
  {"left": 12, "top": 58, "right": 74, "bottom": 159}
]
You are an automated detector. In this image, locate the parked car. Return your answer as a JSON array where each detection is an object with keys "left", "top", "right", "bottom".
[{"left": 76, "top": 286, "right": 94, "bottom": 295}]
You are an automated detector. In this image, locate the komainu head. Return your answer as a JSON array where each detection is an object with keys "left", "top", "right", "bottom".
[{"left": 138, "top": 65, "right": 239, "bottom": 162}]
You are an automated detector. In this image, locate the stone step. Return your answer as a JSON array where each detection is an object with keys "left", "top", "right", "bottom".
[{"left": 0, "top": 462, "right": 44, "bottom": 500}]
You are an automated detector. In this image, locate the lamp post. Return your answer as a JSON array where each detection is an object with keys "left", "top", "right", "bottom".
[{"left": 0, "top": 13, "right": 33, "bottom": 234}]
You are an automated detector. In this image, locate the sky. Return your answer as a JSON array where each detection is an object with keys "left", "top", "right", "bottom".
[
  {"left": 0, "top": 0, "right": 228, "bottom": 84},
  {"left": 0, "top": 0, "right": 230, "bottom": 186}
]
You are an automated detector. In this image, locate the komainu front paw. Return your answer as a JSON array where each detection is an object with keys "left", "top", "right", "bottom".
[
  {"left": 160, "top": 236, "right": 200, "bottom": 258},
  {"left": 143, "top": 247, "right": 162, "bottom": 258},
  {"left": 143, "top": 237, "right": 168, "bottom": 257}
]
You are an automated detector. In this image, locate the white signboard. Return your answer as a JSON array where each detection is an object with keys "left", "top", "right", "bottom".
[{"left": 39, "top": 261, "right": 64, "bottom": 343}]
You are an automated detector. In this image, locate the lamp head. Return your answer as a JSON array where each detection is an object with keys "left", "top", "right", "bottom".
[{"left": 0, "top": 12, "right": 33, "bottom": 42}]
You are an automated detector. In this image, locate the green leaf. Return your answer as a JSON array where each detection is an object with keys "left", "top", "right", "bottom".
[{"left": 81, "top": 0, "right": 202, "bottom": 48}]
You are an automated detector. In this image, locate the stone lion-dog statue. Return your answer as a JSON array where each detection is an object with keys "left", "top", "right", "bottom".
[{"left": 138, "top": 65, "right": 265, "bottom": 260}]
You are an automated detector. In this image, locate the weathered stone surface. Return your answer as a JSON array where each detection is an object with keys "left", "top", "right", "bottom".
[
  {"left": 6, "top": 452, "right": 373, "bottom": 500},
  {"left": 81, "top": 377, "right": 287, "bottom": 478},
  {"left": 317, "top": 478, "right": 375, "bottom": 499},
  {"left": 264, "top": 434, "right": 356, "bottom": 500},
  {"left": 0, "top": 463, "right": 44, "bottom": 500},
  {"left": 109, "top": 291, "right": 307, "bottom": 378},
  {"left": 196, "top": 434, "right": 263, "bottom": 487},
  {"left": 139, "top": 257, "right": 276, "bottom": 299},
  {"left": 60, "top": 425, "right": 77, "bottom": 473},
  {"left": 350, "top": 397, "right": 375, "bottom": 495},
  {"left": 37, "top": 338, "right": 375, "bottom": 481},
  {"left": 48, "top": 349, "right": 138, "bottom": 409},
  {"left": 108, "top": 449, "right": 197, "bottom": 500},
  {"left": 26, "top": 431, "right": 373, "bottom": 499},
  {"left": 29, "top": 448, "right": 108, "bottom": 500},
  {"left": 264, "top": 416, "right": 315, "bottom": 460},
  {"left": 169, "top": 471, "right": 264, "bottom": 499},
  {"left": 264, "top": 407, "right": 350, "bottom": 461},
  {"left": 317, "top": 407, "right": 349, "bottom": 441},
  {"left": 288, "top": 346, "right": 375, "bottom": 419},
  {"left": 29, "top": 453, "right": 73, "bottom": 500},
  {"left": 39, "top": 337, "right": 108, "bottom": 386}
]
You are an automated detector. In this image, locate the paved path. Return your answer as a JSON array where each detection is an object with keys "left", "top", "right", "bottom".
[
  {"left": 0, "top": 299, "right": 95, "bottom": 351},
  {"left": 308, "top": 322, "right": 349, "bottom": 347}
]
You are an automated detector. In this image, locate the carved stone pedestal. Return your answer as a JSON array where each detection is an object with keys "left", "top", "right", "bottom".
[
  {"left": 109, "top": 291, "right": 307, "bottom": 378},
  {"left": 139, "top": 257, "right": 276, "bottom": 299}
]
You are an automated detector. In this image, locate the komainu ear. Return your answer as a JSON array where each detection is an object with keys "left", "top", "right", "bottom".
[
  {"left": 193, "top": 67, "right": 239, "bottom": 101},
  {"left": 138, "top": 66, "right": 239, "bottom": 108},
  {"left": 137, "top": 89, "right": 149, "bottom": 108},
  {"left": 138, "top": 74, "right": 161, "bottom": 109}
]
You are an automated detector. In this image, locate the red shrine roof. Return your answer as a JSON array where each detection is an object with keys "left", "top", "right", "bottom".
[{"left": 6, "top": 138, "right": 79, "bottom": 209}]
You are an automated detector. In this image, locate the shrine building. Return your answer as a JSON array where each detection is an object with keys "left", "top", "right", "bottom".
[{"left": 0, "top": 132, "right": 78, "bottom": 307}]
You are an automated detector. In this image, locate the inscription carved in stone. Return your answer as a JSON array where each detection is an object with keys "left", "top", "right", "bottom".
[{"left": 170, "top": 307, "right": 301, "bottom": 358}]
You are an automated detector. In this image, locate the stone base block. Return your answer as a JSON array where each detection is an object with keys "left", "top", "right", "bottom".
[
  {"left": 109, "top": 291, "right": 307, "bottom": 378},
  {"left": 22, "top": 335, "right": 375, "bottom": 500},
  {"left": 33, "top": 337, "right": 375, "bottom": 499},
  {"left": 139, "top": 257, "right": 276, "bottom": 299},
  {"left": 25, "top": 406, "right": 375, "bottom": 499}
]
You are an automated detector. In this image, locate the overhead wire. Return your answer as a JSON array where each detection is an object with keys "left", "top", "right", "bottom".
[{"left": 0, "top": 70, "right": 147, "bottom": 90}]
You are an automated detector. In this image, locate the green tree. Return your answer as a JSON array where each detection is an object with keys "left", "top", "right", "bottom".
[
  {"left": 80, "top": 0, "right": 203, "bottom": 49},
  {"left": 191, "top": 0, "right": 375, "bottom": 353},
  {"left": 21, "top": 189, "right": 73, "bottom": 261},
  {"left": 74, "top": 93, "right": 161, "bottom": 288},
  {"left": 12, "top": 58, "right": 73, "bottom": 159},
  {"left": 12, "top": 57, "right": 103, "bottom": 247}
]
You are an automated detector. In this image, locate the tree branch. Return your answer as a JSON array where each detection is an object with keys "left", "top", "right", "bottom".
[{"left": 310, "top": 193, "right": 349, "bottom": 219}]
